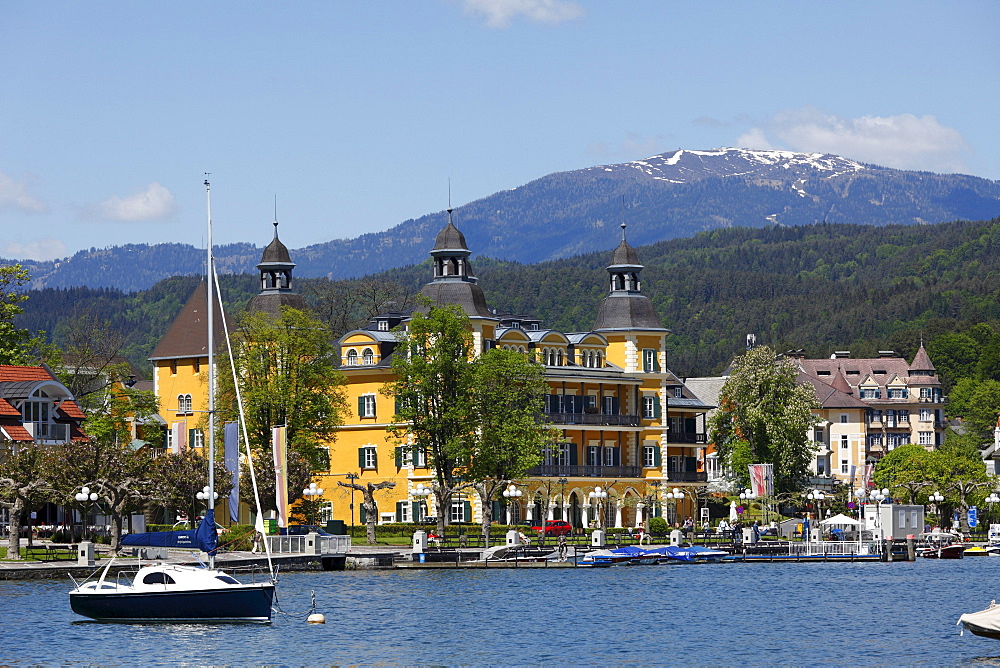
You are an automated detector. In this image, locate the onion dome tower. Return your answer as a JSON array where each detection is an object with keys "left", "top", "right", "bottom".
[
  {"left": 419, "top": 210, "right": 495, "bottom": 319},
  {"left": 246, "top": 220, "right": 309, "bottom": 317},
  {"left": 593, "top": 224, "right": 667, "bottom": 333}
]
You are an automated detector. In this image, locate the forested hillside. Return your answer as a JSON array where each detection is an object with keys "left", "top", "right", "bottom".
[{"left": 16, "top": 218, "right": 1000, "bottom": 381}]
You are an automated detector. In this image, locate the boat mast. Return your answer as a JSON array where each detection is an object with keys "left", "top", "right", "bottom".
[{"left": 205, "top": 177, "right": 216, "bottom": 570}]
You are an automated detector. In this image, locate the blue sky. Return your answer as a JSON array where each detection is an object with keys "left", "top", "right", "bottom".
[{"left": 2, "top": 1, "right": 997, "bottom": 262}]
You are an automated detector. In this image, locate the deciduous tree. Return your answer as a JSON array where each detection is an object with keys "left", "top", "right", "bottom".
[{"left": 708, "top": 345, "right": 819, "bottom": 493}]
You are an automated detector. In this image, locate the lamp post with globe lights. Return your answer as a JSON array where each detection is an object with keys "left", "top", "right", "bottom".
[
  {"left": 503, "top": 484, "right": 523, "bottom": 525},
  {"left": 196, "top": 485, "right": 219, "bottom": 519},
  {"left": 588, "top": 486, "right": 607, "bottom": 529},
  {"left": 928, "top": 490, "right": 944, "bottom": 526},
  {"left": 667, "top": 487, "right": 685, "bottom": 525},
  {"left": 74, "top": 487, "right": 99, "bottom": 541},
  {"left": 413, "top": 483, "right": 432, "bottom": 523},
  {"left": 870, "top": 487, "right": 889, "bottom": 539},
  {"left": 807, "top": 489, "right": 825, "bottom": 537},
  {"left": 986, "top": 491, "right": 1000, "bottom": 527},
  {"left": 302, "top": 482, "right": 325, "bottom": 526}
]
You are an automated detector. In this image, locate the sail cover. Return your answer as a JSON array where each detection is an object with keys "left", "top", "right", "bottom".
[{"left": 121, "top": 509, "right": 219, "bottom": 554}]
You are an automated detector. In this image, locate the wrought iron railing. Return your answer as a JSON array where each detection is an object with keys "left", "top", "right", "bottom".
[
  {"left": 526, "top": 464, "right": 644, "bottom": 478},
  {"left": 543, "top": 412, "right": 640, "bottom": 427}
]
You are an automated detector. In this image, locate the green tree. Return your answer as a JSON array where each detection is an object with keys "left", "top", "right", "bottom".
[
  {"left": 872, "top": 443, "right": 934, "bottom": 503},
  {"left": 466, "top": 348, "right": 555, "bottom": 545},
  {"left": 708, "top": 346, "right": 820, "bottom": 493},
  {"left": 0, "top": 443, "right": 52, "bottom": 559},
  {"left": 216, "top": 307, "right": 347, "bottom": 510},
  {"left": 0, "top": 264, "right": 53, "bottom": 366},
  {"left": 927, "top": 332, "right": 979, "bottom": 390},
  {"left": 151, "top": 450, "right": 235, "bottom": 530},
  {"left": 948, "top": 379, "right": 1000, "bottom": 444},
  {"left": 387, "top": 301, "right": 477, "bottom": 537},
  {"left": 50, "top": 384, "right": 162, "bottom": 550}
]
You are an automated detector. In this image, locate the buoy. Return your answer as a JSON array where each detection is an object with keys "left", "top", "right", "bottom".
[{"left": 307, "top": 613, "right": 326, "bottom": 624}]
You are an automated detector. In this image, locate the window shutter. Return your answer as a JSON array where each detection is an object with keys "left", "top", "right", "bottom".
[
  {"left": 189, "top": 429, "right": 196, "bottom": 447},
  {"left": 396, "top": 501, "right": 404, "bottom": 522},
  {"left": 360, "top": 506, "right": 367, "bottom": 525},
  {"left": 653, "top": 446, "right": 662, "bottom": 467},
  {"left": 358, "top": 396, "right": 365, "bottom": 418},
  {"left": 611, "top": 396, "right": 619, "bottom": 414},
  {"left": 612, "top": 446, "right": 621, "bottom": 466},
  {"left": 463, "top": 500, "right": 472, "bottom": 523},
  {"left": 395, "top": 446, "right": 403, "bottom": 467},
  {"left": 685, "top": 417, "right": 696, "bottom": 434},
  {"left": 569, "top": 444, "right": 578, "bottom": 466},
  {"left": 653, "top": 396, "right": 662, "bottom": 419},
  {"left": 412, "top": 501, "right": 421, "bottom": 523},
  {"left": 654, "top": 353, "right": 661, "bottom": 373},
  {"left": 491, "top": 500, "right": 502, "bottom": 522},
  {"left": 358, "top": 447, "right": 366, "bottom": 469}
]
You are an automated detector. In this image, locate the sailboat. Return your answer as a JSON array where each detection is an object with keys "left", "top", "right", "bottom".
[{"left": 69, "top": 180, "right": 276, "bottom": 623}]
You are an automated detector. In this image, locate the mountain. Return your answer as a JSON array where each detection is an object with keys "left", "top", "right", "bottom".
[{"left": 9, "top": 148, "right": 1000, "bottom": 291}]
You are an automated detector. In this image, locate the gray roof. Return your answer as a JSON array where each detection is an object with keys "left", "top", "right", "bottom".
[
  {"left": 593, "top": 294, "right": 667, "bottom": 331},
  {"left": 260, "top": 231, "right": 293, "bottom": 265},
  {"left": 432, "top": 221, "right": 469, "bottom": 252},
  {"left": 247, "top": 292, "right": 309, "bottom": 317},
  {"left": 668, "top": 397, "right": 716, "bottom": 410},
  {"left": 610, "top": 238, "right": 640, "bottom": 267},
  {"left": 419, "top": 281, "right": 495, "bottom": 319}
]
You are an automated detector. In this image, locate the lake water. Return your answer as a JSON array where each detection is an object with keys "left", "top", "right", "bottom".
[{"left": 4, "top": 558, "right": 1000, "bottom": 666}]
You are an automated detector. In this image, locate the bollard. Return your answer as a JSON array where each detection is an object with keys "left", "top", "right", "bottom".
[
  {"left": 412, "top": 530, "right": 427, "bottom": 555},
  {"left": 906, "top": 534, "right": 916, "bottom": 561},
  {"left": 306, "top": 531, "right": 322, "bottom": 556},
  {"left": 78, "top": 541, "right": 95, "bottom": 567},
  {"left": 591, "top": 529, "right": 606, "bottom": 548}
]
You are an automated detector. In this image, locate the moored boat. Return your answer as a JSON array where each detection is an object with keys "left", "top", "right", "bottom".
[{"left": 959, "top": 601, "right": 1000, "bottom": 639}]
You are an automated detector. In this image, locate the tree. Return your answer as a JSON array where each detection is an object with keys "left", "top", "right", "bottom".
[
  {"left": 386, "top": 301, "right": 477, "bottom": 537},
  {"left": 50, "top": 384, "right": 162, "bottom": 551},
  {"left": 0, "top": 264, "right": 52, "bottom": 366},
  {"left": 708, "top": 346, "right": 820, "bottom": 493},
  {"left": 216, "top": 307, "right": 347, "bottom": 509},
  {"left": 337, "top": 479, "right": 396, "bottom": 544},
  {"left": 872, "top": 444, "right": 934, "bottom": 503},
  {"left": 466, "top": 348, "right": 554, "bottom": 545},
  {"left": 50, "top": 310, "right": 132, "bottom": 411},
  {"left": 151, "top": 450, "right": 235, "bottom": 530},
  {"left": 946, "top": 379, "right": 1000, "bottom": 444},
  {"left": 0, "top": 443, "right": 52, "bottom": 559}
]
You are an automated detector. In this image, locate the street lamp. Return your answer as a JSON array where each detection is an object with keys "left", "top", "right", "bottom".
[
  {"left": 74, "top": 487, "right": 98, "bottom": 541},
  {"left": 807, "top": 489, "right": 825, "bottom": 523},
  {"left": 739, "top": 488, "right": 756, "bottom": 521},
  {"left": 413, "top": 483, "right": 432, "bottom": 523},
  {"left": 557, "top": 477, "right": 568, "bottom": 522},
  {"left": 929, "top": 490, "right": 944, "bottom": 525},
  {"left": 346, "top": 472, "right": 359, "bottom": 529},
  {"left": 986, "top": 492, "right": 1000, "bottom": 527},
  {"left": 302, "top": 482, "right": 325, "bottom": 525},
  {"left": 503, "top": 484, "right": 523, "bottom": 525},
  {"left": 870, "top": 488, "right": 889, "bottom": 540},
  {"left": 588, "top": 486, "right": 607, "bottom": 529},
  {"left": 667, "top": 487, "right": 684, "bottom": 525}
]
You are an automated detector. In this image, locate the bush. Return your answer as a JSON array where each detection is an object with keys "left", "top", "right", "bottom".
[
  {"left": 219, "top": 524, "right": 256, "bottom": 551},
  {"left": 648, "top": 517, "right": 669, "bottom": 535}
]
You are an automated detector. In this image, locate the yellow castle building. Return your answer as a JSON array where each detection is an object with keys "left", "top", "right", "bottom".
[{"left": 332, "top": 219, "right": 712, "bottom": 529}]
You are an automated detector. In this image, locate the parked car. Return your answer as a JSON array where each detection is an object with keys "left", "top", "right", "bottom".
[
  {"left": 532, "top": 520, "right": 572, "bottom": 536},
  {"left": 279, "top": 525, "right": 333, "bottom": 536}
]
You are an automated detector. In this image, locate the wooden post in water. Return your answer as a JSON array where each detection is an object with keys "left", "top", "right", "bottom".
[{"left": 906, "top": 535, "right": 916, "bottom": 561}]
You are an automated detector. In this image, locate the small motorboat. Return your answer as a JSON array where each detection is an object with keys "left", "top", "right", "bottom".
[
  {"left": 650, "top": 545, "right": 728, "bottom": 563},
  {"left": 965, "top": 546, "right": 991, "bottom": 557},
  {"left": 959, "top": 600, "right": 1000, "bottom": 638},
  {"left": 917, "top": 532, "right": 966, "bottom": 559}
]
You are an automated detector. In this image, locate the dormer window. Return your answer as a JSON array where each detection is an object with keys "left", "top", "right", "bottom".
[
  {"left": 362, "top": 348, "right": 375, "bottom": 365},
  {"left": 377, "top": 320, "right": 389, "bottom": 332},
  {"left": 346, "top": 349, "right": 358, "bottom": 366},
  {"left": 22, "top": 389, "right": 51, "bottom": 424}
]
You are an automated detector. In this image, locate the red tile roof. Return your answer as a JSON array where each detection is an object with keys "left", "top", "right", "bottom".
[
  {"left": 0, "top": 424, "right": 32, "bottom": 441},
  {"left": 0, "top": 366, "right": 54, "bottom": 382},
  {"left": 57, "top": 400, "right": 86, "bottom": 419},
  {"left": 0, "top": 398, "right": 20, "bottom": 416}
]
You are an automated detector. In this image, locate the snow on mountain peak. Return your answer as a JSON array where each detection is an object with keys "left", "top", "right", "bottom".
[{"left": 611, "top": 147, "right": 866, "bottom": 183}]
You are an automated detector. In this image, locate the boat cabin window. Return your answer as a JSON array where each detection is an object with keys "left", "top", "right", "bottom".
[
  {"left": 215, "top": 575, "right": 239, "bottom": 584},
  {"left": 142, "top": 571, "right": 176, "bottom": 585}
]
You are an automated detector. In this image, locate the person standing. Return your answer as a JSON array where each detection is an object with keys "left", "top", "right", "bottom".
[
  {"left": 752, "top": 520, "right": 760, "bottom": 545},
  {"left": 557, "top": 534, "right": 568, "bottom": 562}
]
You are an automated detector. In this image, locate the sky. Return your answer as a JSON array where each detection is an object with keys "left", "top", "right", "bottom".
[{"left": 2, "top": 1, "right": 998, "bottom": 262}]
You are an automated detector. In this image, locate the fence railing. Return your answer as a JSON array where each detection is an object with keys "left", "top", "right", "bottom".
[
  {"left": 787, "top": 540, "right": 882, "bottom": 556},
  {"left": 265, "top": 533, "right": 351, "bottom": 555}
]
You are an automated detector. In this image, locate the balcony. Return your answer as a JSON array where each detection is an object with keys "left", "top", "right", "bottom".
[
  {"left": 544, "top": 412, "right": 640, "bottom": 427},
  {"left": 667, "top": 432, "right": 707, "bottom": 444},
  {"left": 526, "top": 464, "right": 644, "bottom": 478},
  {"left": 24, "top": 422, "right": 70, "bottom": 443},
  {"left": 664, "top": 471, "right": 708, "bottom": 483}
]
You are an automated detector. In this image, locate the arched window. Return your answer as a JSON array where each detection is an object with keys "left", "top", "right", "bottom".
[
  {"left": 346, "top": 349, "right": 358, "bottom": 366},
  {"left": 362, "top": 348, "right": 374, "bottom": 365},
  {"left": 557, "top": 350, "right": 563, "bottom": 366},
  {"left": 596, "top": 353, "right": 603, "bottom": 368}
]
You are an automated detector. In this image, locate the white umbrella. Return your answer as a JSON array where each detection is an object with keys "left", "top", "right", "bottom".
[
  {"left": 820, "top": 513, "right": 860, "bottom": 526},
  {"left": 729, "top": 500, "right": 738, "bottom": 522}
]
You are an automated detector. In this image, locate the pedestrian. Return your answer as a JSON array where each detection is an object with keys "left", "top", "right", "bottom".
[
  {"left": 802, "top": 515, "right": 811, "bottom": 542},
  {"left": 683, "top": 516, "right": 694, "bottom": 537},
  {"left": 557, "top": 534, "right": 568, "bottom": 561},
  {"left": 752, "top": 520, "right": 760, "bottom": 545}
]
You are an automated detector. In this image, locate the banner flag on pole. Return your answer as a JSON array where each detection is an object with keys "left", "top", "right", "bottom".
[
  {"left": 171, "top": 421, "right": 187, "bottom": 454},
  {"left": 862, "top": 464, "right": 874, "bottom": 489},
  {"left": 748, "top": 464, "right": 773, "bottom": 497},
  {"left": 272, "top": 426, "right": 288, "bottom": 528},
  {"left": 224, "top": 421, "right": 239, "bottom": 524}
]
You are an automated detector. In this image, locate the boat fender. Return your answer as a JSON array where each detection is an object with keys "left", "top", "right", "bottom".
[{"left": 307, "top": 613, "right": 326, "bottom": 624}]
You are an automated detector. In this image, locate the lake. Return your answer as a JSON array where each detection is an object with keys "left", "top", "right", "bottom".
[{"left": 3, "top": 558, "right": 1000, "bottom": 666}]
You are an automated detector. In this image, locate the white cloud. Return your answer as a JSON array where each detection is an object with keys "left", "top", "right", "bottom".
[
  {"left": 0, "top": 239, "right": 67, "bottom": 262},
  {"left": 462, "top": 0, "right": 583, "bottom": 28},
  {"left": 736, "top": 106, "right": 971, "bottom": 173},
  {"left": 0, "top": 172, "right": 48, "bottom": 213},
  {"left": 85, "top": 182, "right": 176, "bottom": 222}
]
